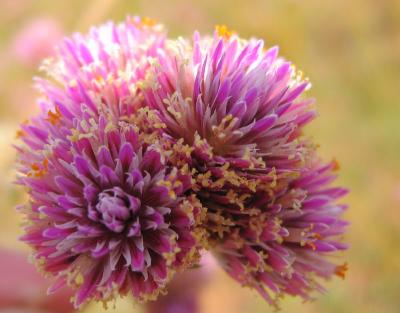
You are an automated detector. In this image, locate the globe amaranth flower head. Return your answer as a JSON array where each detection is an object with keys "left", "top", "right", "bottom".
[
  {"left": 140, "top": 25, "right": 348, "bottom": 306},
  {"left": 16, "top": 17, "right": 348, "bottom": 309},
  {"left": 18, "top": 114, "right": 205, "bottom": 307},
  {"left": 16, "top": 17, "right": 205, "bottom": 308},
  {"left": 142, "top": 26, "right": 317, "bottom": 236}
]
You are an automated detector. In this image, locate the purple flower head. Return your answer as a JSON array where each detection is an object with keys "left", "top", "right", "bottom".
[
  {"left": 15, "top": 19, "right": 348, "bottom": 310},
  {"left": 139, "top": 25, "right": 348, "bottom": 306},
  {"left": 141, "top": 28, "right": 318, "bottom": 242},
  {"left": 17, "top": 112, "right": 205, "bottom": 307},
  {"left": 17, "top": 114, "right": 205, "bottom": 307},
  {"left": 15, "top": 17, "right": 206, "bottom": 308}
]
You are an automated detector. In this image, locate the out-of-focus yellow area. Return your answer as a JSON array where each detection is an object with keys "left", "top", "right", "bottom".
[{"left": 0, "top": 1, "right": 399, "bottom": 312}]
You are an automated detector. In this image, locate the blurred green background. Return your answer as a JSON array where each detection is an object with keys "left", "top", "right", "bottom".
[{"left": 0, "top": 0, "right": 399, "bottom": 312}]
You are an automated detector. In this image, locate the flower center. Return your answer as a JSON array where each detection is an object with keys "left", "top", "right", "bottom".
[{"left": 95, "top": 187, "right": 141, "bottom": 233}]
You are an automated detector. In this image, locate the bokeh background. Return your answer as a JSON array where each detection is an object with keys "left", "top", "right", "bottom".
[{"left": 0, "top": 0, "right": 399, "bottom": 312}]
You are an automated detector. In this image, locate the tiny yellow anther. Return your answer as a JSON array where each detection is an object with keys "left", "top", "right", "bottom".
[
  {"left": 332, "top": 158, "right": 341, "bottom": 171},
  {"left": 142, "top": 17, "right": 157, "bottom": 27},
  {"left": 215, "top": 25, "right": 233, "bottom": 40},
  {"left": 335, "top": 262, "right": 348, "bottom": 279},
  {"left": 46, "top": 106, "right": 62, "bottom": 125},
  {"left": 16, "top": 129, "right": 25, "bottom": 138}
]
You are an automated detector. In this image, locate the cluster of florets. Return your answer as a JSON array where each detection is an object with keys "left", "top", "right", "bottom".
[{"left": 16, "top": 17, "right": 348, "bottom": 309}]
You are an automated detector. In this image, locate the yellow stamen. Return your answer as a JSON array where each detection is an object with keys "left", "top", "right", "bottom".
[
  {"left": 215, "top": 25, "right": 233, "bottom": 40},
  {"left": 313, "top": 233, "right": 323, "bottom": 240},
  {"left": 46, "top": 106, "right": 62, "bottom": 125},
  {"left": 75, "top": 273, "right": 84, "bottom": 285},
  {"left": 31, "top": 163, "right": 40, "bottom": 171},
  {"left": 335, "top": 262, "right": 348, "bottom": 279},
  {"left": 42, "top": 158, "right": 49, "bottom": 170},
  {"left": 95, "top": 75, "right": 104, "bottom": 84},
  {"left": 143, "top": 17, "right": 157, "bottom": 27},
  {"left": 332, "top": 158, "right": 341, "bottom": 171},
  {"left": 142, "top": 17, "right": 157, "bottom": 27},
  {"left": 306, "top": 241, "right": 317, "bottom": 251},
  {"left": 157, "top": 180, "right": 177, "bottom": 200},
  {"left": 16, "top": 129, "right": 25, "bottom": 138},
  {"left": 30, "top": 158, "right": 49, "bottom": 177}
]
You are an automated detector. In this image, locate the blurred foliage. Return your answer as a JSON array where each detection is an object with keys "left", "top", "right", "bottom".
[{"left": 0, "top": 0, "right": 399, "bottom": 312}]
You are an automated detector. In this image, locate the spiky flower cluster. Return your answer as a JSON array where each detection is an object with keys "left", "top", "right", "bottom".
[{"left": 16, "top": 17, "right": 348, "bottom": 309}]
